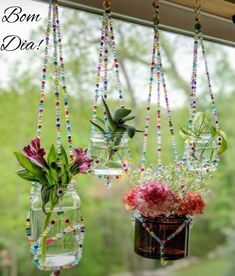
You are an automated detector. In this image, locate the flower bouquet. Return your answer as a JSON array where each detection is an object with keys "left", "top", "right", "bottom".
[
  {"left": 14, "top": 138, "right": 92, "bottom": 270},
  {"left": 123, "top": 166, "right": 206, "bottom": 262}
]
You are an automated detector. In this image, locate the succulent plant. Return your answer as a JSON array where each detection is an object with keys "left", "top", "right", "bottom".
[{"left": 90, "top": 97, "right": 143, "bottom": 160}]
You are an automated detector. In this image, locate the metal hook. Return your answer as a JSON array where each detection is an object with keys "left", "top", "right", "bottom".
[
  {"left": 103, "top": 0, "right": 111, "bottom": 10},
  {"left": 194, "top": 0, "right": 202, "bottom": 15}
]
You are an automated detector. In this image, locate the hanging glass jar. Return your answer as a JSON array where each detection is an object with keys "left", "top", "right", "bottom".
[
  {"left": 29, "top": 183, "right": 84, "bottom": 270},
  {"left": 89, "top": 0, "right": 134, "bottom": 180},
  {"left": 134, "top": 215, "right": 190, "bottom": 260},
  {"left": 89, "top": 131, "right": 130, "bottom": 176},
  {"left": 186, "top": 133, "right": 219, "bottom": 173},
  {"left": 180, "top": 0, "right": 228, "bottom": 173}
]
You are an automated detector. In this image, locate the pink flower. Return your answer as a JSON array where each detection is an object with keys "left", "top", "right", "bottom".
[
  {"left": 123, "top": 182, "right": 176, "bottom": 218},
  {"left": 123, "top": 187, "right": 139, "bottom": 210},
  {"left": 177, "top": 192, "right": 205, "bottom": 216},
  {"left": 72, "top": 147, "right": 93, "bottom": 174},
  {"left": 139, "top": 182, "right": 172, "bottom": 207},
  {"left": 22, "top": 137, "right": 47, "bottom": 167}
]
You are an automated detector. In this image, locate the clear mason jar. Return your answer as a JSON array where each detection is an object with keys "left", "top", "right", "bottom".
[
  {"left": 89, "top": 131, "right": 130, "bottom": 176},
  {"left": 186, "top": 134, "right": 219, "bottom": 173},
  {"left": 30, "top": 183, "right": 83, "bottom": 270}
]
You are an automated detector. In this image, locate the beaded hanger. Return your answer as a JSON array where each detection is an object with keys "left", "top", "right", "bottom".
[
  {"left": 134, "top": 0, "right": 190, "bottom": 264},
  {"left": 27, "top": 0, "right": 84, "bottom": 272},
  {"left": 188, "top": 0, "right": 219, "bottom": 130},
  {"left": 140, "top": 0, "right": 180, "bottom": 174},
  {"left": 90, "top": 0, "right": 130, "bottom": 187},
  {"left": 36, "top": 0, "right": 74, "bottom": 162},
  {"left": 184, "top": 0, "right": 221, "bottom": 170},
  {"left": 91, "top": 0, "right": 124, "bottom": 132}
]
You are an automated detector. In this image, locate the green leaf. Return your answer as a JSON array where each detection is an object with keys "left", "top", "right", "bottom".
[
  {"left": 47, "top": 144, "right": 56, "bottom": 165},
  {"left": 90, "top": 120, "right": 105, "bottom": 133},
  {"left": 61, "top": 145, "right": 69, "bottom": 166},
  {"left": 62, "top": 167, "right": 70, "bottom": 186},
  {"left": 135, "top": 129, "right": 144, "bottom": 133},
  {"left": 41, "top": 185, "right": 54, "bottom": 214},
  {"left": 17, "top": 169, "right": 39, "bottom": 182},
  {"left": 179, "top": 126, "right": 191, "bottom": 139},
  {"left": 120, "top": 115, "right": 135, "bottom": 123},
  {"left": 210, "top": 126, "right": 217, "bottom": 137},
  {"left": 217, "top": 130, "right": 228, "bottom": 154},
  {"left": 96, "top": 116, "right": 105, "bottom": 125},
  {"left": 14, "top": 152, "right": 43, "bottom": 176},
  {"left": 122, "top": 125, "right": 136, "bottom": 139},
  {"left": 113, "top": 108, "right": 131, "bottom": 123},
  {"left": 102, "top": 97, "right": 116, "bottom": 128}
]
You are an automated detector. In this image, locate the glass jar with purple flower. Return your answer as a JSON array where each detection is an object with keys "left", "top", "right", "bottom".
[
  {"left": 14, "top": 138, "right": 92, "bottom": 271},
  {"left": 30, "top": 182, "right": 84, "bottom": 270}
]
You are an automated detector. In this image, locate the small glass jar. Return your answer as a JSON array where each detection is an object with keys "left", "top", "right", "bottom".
[
  {"left": 186, "top": 134, "right": 218, "bottom": 173},
  {"left": 89, "top": 131, "right": 130, "bottom": 176},
  {"left": 134, "top": 215, "right": 189, "bottom": 260},
  {"left": 30, "top": 183, "right": 83, "bottom": 270}
]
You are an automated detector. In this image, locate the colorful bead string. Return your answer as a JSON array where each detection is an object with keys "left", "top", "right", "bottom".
[
  {"left": 185, "top": 0, "right": 220, "bottom": 167},
  {"left": 140, "top": 0, "right": 180, "bottom": 176},
  {"left": 36, "top": 2, "right": 52, "bottom": 138},
  {"left": 91, "top": 1, "right": 124, "bottom": 133},
  {"left": 188, "top": 1, "right": 219, "bottom": 132},
  {"left": 36, "top": 0, "right": 74, "bottom": 159},
  {"left": 133, "top": 212, "right": 192, "bottom": 263},
  {"left": 55, "top": 3, "right": 74, "bottom": 160},
  {"left": 25, "top": 214, "right": 85, "bottom": 271}
]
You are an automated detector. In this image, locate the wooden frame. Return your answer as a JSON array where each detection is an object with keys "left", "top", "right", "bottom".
[{"left": 38, "top": 0, "right": 235, "bottom": 47}]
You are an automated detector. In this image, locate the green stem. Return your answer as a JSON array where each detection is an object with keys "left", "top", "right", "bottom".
[{"left": 41, "top": 205, "right": 55, "bottom": 266}]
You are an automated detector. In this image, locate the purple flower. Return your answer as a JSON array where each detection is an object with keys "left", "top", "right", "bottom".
[
  {"left": 73, "top": 147, "right": 92, "bottom": 174},
  {"left": 22, "top": 138, "right": 47, "bottom": 167}
]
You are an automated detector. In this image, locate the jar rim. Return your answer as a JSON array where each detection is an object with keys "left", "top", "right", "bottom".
[{"left": 139, "top": 215, "right": 188, "bottom": 224}]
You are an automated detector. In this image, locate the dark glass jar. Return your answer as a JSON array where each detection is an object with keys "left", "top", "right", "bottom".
[{"left": 134, "top": 215, "right": 190, "bottom": 260}]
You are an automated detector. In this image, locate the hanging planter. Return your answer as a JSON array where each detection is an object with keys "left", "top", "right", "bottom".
[
  {"left": 16, "top": 142, "right": 91, "bottom": 270},
  {"left": 180, "top": 2, "right": 228, "bottom": 174},
  {"left": 134, "top": 214, "right": 190, "bottom": 260},
  {"left": 14, "top": 0, "right": 92, "bottom": 272},
  {"left": 29, "top": 183, "right": 83, "bottom": 270},
  {"left": 89, "top": 130, "right": 129, "bottom": 176},
  {"left": 123, "top": 0, "right": 207, "bottom": 263},
  {"left": 180, "top": 112, "right": 227, "bottom": 172},
  {"left": 89, "top": 1, "right": 143, "bottom": 181},
  {"left": 124, "top": 173, "right": 205, "bottom": 263},
  {"left": 90, "top": 97, "right": 142, "bottom": 177}
]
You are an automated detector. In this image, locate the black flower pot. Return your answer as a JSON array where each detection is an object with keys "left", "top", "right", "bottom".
[{"left": 134, "top": 215, "right": 190, "bottom": 260}]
